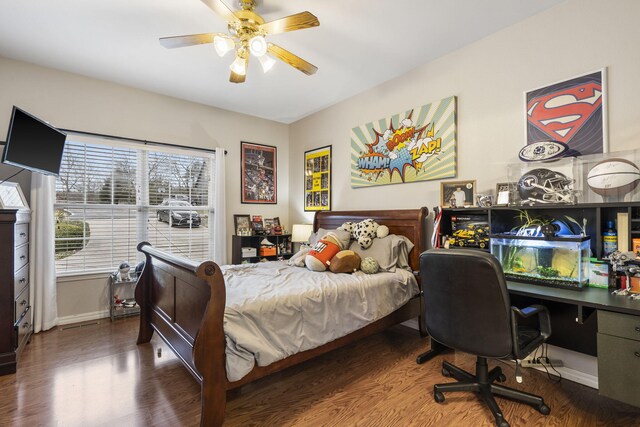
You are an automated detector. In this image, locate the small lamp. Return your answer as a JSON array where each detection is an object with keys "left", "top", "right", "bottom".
[{"left": 291, "top": 224, "right": 314, "bottom": 252}]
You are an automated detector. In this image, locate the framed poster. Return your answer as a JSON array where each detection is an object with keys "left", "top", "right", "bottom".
[
  {"left": 525, "top": 69, "right": 607, "bottom": 156},
  {"left": 351, "top": 96, "right": 456, "bottom": 187},
  {"left": 0, "top": 182, "right": 29, "bottom": 209},
  {"left": 304, "top": 145, "right": 331, "bottom": 211},
  {"left": 241, "top": 142, "right": 277, "bottom": 204},
  {"left": 440, "top": 180, "right": 475, "bottom": 208}
]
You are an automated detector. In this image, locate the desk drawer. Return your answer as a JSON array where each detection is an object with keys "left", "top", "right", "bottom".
[
  {"left": 14, "top": 223, "right": 29, "bottom": 246},
  {"left": 597, "top": 333, "right": 640, "bottom": 407},
  {"left": 598, "top": 310, "right": 640, "bottom": 342},
  {"left": 15, "top": 306, "right": 32, "bottom": 354},
  {"left": 14, "top": 243, "right": 29, "bottom": 272}
]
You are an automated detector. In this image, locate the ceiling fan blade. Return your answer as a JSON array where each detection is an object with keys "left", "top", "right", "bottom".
[
  {"left": 230, "top": 57, "right": 248, "bottom": 83},
  {"left": 201, "top": 0, "right": 241, "bottom": 24},
  {"left": 267, "top": 43, "right": 318, "bottom": 75},
  {"left": 159, "top": 32, "right": 224, "bottom": 49},
  {"left": 260, "top": 11, "right": 319, "bottom": 35}
]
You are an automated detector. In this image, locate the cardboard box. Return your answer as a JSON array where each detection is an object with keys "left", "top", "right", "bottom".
[
  {"left": 241, "top": 247, "right": 257, "bottom": 258},
  {"left": 633, "top": 238, "right": 640, "bottom": 256},
  {"left": 260, "top": 246, "right": 276, "bottom": 256}
]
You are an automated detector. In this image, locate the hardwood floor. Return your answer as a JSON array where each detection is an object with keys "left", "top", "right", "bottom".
[{"left": 1, "top": 317, "right": 639, "bottom": 426}]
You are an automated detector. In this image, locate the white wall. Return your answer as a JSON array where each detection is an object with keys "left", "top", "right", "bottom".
[
  {"left": 289, "top": 0, "right": 640, "bottom": 224},
  {"left": 0, "top": 56, "right": 290, "bottom": 320}
]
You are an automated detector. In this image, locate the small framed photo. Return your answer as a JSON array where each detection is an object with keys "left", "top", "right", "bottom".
[
  {"left": 251, "top": 215, "right": 264, "bottom": 233},
  {"left": 0, "top": 182, "right": 29, "bottom": 210},
  {"left": 263, "top": 218, "right": 274, "bottom": 233},
  {"left": 495, "top": 182, "right": 515, "bottom": 206},
  {"left": 234, "top": 214, "right": 252, "bottom": 236},
  {"left": 441, "top": 180, "right": 476, "bottom": 208},
  {"left": 273, "top": 217, "right": 280, "bottom": 226}
]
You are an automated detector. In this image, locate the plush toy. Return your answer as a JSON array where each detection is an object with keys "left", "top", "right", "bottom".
[
  {"left": 339, "top": 221, "right": 356, "bottom": 236},
  {"left": 361, "top": 257, "right": 380, "bottom": 274},
  {"left": 355, "top": 219, "right": 389, "bottom": 249},
  {"left": 305, "top": 233, "right": 343, "bottom": 271},
  {"left": 329, "top": 250, "right": 361, "bottom": 273}
]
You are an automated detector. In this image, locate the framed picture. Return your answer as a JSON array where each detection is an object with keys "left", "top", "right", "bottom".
[
  {"left": 525, "top": 69, "right": 607, "bottom": 156},
  {"left": 241, "top": 142, "right": 277, "bottom": 204},
  {"left": 263, "top": 218, "right": 274, "bottom": 233},
  {"left": 304, "top": 145, "right": 331, "bottom": 211},
  {"left": 0, "top": 182, "right": 29, "bottom": 209},
  {"left": 233, "top": 214, "right": 251, "bottom": 236},
  {"left": 273, "top": 217, "right": 280, "bottom": 226},
  {"left": 440, "top": 180, "right": 476, "bottom": 208},
  {"left": 495, "top": 182, "right": 518, "bottom": 206},
  {"left": 251, "top": 215, "right": 264, "bottom": 234}
]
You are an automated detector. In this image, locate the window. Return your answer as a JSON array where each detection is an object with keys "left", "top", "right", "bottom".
[{"left": 55, "top": 136, "right": 215, "bottom": 275}]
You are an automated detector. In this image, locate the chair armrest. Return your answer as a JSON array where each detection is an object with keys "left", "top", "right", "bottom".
[{"left": 510, "top": 304, "right": 552, "bottom": 359}]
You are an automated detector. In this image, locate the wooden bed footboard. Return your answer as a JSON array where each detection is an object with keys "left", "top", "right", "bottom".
[
  {"left": 135, "top": 207, "right": 429, "bottom": 426},
  {"left": 135, "top": 242, "right": 228, "bottom": 426}
]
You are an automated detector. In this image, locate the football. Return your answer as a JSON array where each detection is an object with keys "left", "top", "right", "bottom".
[{"left": 587, "top": 158, "right": 640, "bottom": 199}]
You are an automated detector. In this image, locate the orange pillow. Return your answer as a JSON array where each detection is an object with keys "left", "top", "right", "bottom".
[{"left": 305, "top": 234, "right": 342, "bottom": 271}]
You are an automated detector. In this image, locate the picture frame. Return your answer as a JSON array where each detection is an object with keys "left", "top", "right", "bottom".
[
  {"left": 233, "top": 214, "right": 252, "bottom": 236},
  {"left": 304, "top": 145, "right": 331, "bottom": 211},
  {"left": 241, "top": 142, "right": 277, "bottom": 204},
  {"left": 495, "top": 182, "right": 516, "bottom": 206},
  {"left": 0, "top": 182, "right": 29, "bottom": 210},
  {"left": 263, "top": 218, "right": 274, "bottom": 233},
  {"left": 525, "top": 69, "right": 607, "bottom": 156},
  {"left": 440, "top": 180, "right": 476, "bottom": 208},
  {"left": 251, "top": 215, "right": 264, "bottom": 234}
]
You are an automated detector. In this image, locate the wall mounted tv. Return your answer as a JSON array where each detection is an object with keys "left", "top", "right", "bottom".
[{"left": 1, "top": 106, "right": 67, "bottom": 176}]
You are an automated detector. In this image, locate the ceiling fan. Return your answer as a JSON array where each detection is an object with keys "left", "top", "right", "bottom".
[{"left": 159, "top": 0, "right": 320, "bottom": 83}]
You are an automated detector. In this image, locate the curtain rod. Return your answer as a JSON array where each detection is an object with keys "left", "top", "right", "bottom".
[{"left": 58, "top": 128, "right": 227, "bottom": 155}]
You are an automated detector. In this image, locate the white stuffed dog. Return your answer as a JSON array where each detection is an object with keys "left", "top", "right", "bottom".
[{"left": 339, "top": 219, "right": 389, "bottom": 249}]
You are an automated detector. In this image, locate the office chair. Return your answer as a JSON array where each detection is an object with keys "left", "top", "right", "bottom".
[{"left": 420, "top": 249, "right": 552, "bottom": 427}]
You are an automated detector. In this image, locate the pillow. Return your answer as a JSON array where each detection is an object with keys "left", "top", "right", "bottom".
[
  {"left": 329, "top": 250, "right": 361, "bottom": 273},
  {"left": 348, "top": 234, "right": 414, "bottom": 272},
  {"left": 309, "top": 228, "right": 351, "bottom": 249}
]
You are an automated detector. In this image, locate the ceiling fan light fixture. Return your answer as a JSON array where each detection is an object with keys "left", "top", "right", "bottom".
[
  {"left": 257, "top": 54, "right": 276, "bottom": 73},
  {"left": 230, "top": 54, "right": 247, "bottom": 76},
  {"left": 248, "top": 35, "right": 267, "bottom": 57},
  {"left": 214, "top": 35, "right": 234, "bottom": 57}
]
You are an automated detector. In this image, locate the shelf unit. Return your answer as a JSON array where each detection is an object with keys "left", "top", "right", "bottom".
[
  {"left": 231, "top": 234, "right": 293, "bottom": 264},
  {"left": 437, "top": 203, "right": 640, "bottom": 261},
  {"left": 109, "top": 272, "right": 140, "bottom": 321}
]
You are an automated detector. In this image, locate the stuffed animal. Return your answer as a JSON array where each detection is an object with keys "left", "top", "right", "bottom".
[
  {"left": 329, "top": 250, "right": 361, "bottom": 273},
  {"left": 342, "top": 218, "right": 390, "bottom": 249},
  {"left": 305, "top": 233, "right": 343, "bottom": 271},
  {"left": 361, "top": 257, "right": 380, "bottom": 274}
]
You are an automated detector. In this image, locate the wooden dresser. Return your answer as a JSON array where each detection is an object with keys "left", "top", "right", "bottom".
[{"left": 0, "top": 209, "right": 32, "bottom": 376}]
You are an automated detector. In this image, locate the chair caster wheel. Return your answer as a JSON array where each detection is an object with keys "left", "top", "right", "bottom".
[
  {"left": 497, "top": 373, "right": 507, "bottom": 382},
  {"left": 441, "top": 368, "right": 451, "bottom": 377},
  {"left": 498, "top": 421, "right": 509, "bottom": 427},
  {"left": 434, "top": 391, "right": 445, "bottom": 403},
  {"left": 538, "top": 404, "right": 551, "bottom": 415}
]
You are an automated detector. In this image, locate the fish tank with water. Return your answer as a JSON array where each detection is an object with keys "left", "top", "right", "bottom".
[{"left": 491, "top": 234, "right": 590, "bottom": 290}]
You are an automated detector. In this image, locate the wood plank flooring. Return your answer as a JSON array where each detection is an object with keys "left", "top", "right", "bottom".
[{"left": 1, "top": 317, "right": 639, "bottom": 426}]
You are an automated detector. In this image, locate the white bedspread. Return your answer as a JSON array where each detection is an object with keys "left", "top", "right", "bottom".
[{"left": 221, "top": 261, "right": 419, "bottom": 382}]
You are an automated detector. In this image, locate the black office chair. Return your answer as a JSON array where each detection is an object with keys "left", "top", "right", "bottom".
[{"left": 420, "top": 249, "right": 552, "bottom": 427}]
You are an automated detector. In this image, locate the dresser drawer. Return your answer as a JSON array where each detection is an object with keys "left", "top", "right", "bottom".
[
  {"left": 14, "top": 263, "right": 29, "bottom": 297},
  {"left": 14, "top": 284, "right": 30, "bottom": 324},
  {"left": 14, "top": 243, "right": 29, "bottom": 272},
  {"left": 598, "top": 310, "right": 640, "bottom": 341},
  {"left": 597, "top": 333, "right": 640, "bottom": 407},
  {"left": 14, "top": 223, "right": 29, "bottom": 247},
  {"left": 15, "top": 305, "right": 32, "bottom": 354}
]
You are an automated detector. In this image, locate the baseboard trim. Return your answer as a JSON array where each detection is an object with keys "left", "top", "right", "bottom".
[
  {"left": 527, "top": 364, "right": 598, "bottom": 389},
  {"left": 57, "top": 310, "right": 110, "bottom": 326}
]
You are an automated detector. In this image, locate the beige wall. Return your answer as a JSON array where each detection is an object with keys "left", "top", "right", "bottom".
[
  {"left": 289, "top": 0, "right": 640, "bottom": 225},
  {"left": 0, "top": 56, "right": 290, "bottom": 321}
]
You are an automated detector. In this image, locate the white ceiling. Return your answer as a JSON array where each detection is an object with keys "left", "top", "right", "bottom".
[{"left": 0, "top": 0, "right": 565, "bottom": 124}]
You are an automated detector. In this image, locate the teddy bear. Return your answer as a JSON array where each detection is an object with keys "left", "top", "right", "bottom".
[{"left": 339, "top": 218, "right": 389, "bottom": 249}]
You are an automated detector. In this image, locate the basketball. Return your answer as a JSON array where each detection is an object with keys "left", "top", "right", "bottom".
[{"left": 587, "top": 158, "right": 640, "bottom": 198}]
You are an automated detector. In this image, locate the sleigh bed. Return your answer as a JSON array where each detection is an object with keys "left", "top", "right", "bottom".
[{"left": 135, "top": 208, "right": 428, "bottom": 426}]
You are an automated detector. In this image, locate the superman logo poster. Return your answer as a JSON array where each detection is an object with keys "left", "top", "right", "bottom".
[
  {"left": 525, "top": 70, "right": 606, "bottom": 156},
  {"left": 351, "top": 96, "right": 456, "bottom": 188}
]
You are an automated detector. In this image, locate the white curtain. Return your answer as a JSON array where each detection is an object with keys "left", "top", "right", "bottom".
[
  {"left": 212, "top": 150, "right": 227, "bottom": 264},
  {"left": 30, "top": 173, "right": 58, "bottom": 332}
]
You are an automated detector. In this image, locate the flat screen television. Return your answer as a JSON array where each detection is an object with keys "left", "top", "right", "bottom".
[{"left": 1, "top": 106, "right": 67, "bottom": 176}]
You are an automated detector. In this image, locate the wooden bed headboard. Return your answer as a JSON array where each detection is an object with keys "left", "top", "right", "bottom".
[{"left": 314, "top": 207, "right": 428, "bottom": 273}]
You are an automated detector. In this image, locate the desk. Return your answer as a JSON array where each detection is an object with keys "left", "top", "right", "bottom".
[{"left": 417, "top": 282, "right": 640, "bottom": 408}]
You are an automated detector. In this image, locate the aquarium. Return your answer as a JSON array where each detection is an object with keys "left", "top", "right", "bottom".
[{"left": 491, "top": 234, "right": 590, "bottom": 289}]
